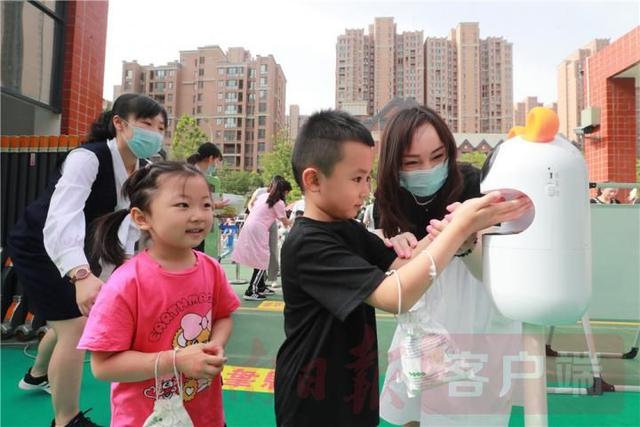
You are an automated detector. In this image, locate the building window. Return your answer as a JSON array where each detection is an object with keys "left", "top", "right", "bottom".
[
  {"left": 258, "top": 116, "right": 266, "bottom": 126},
  {"left": 168, "top": 82, "right": 173, "bottom": 89},
  {"left": 260, "top": 77, "right": 267, "bottom": 87},
  {"left": 167, "top": 106, "right": 172, "bottom": 114},
  {"left": 196, "top": 106, "right": 202, "bottom": 114},
  {"left": 258, "top": 129, "right": 266, "bottom": 139},
  {"left": 258, "top": 142, "right": 266, "bottom": 152},
  {"left": 258, "top": 102, "right": 267, "bottom": 113},
  {"left": 167, "top": 93, "right": 173, "bottom": 102},
  {"left": 125, "top": 69, "right": 133, "bottom": 78},
  {"left": 198, "top": 68, "right": 204, "bottom": 76},
  {"left": 217, "top": 92, "right": 223, "bottom": 100},
  {"left": 218, "top": 67, "right": 225, "bottom": 75},
  {"left": 197, "top": 94, "right": 203, "bottom": 101},
  {"left": 198, "top": 81, "right": 204, "bottom": 89},
  {"left": 259, "top": 90, "right": 267, "bottom": 99},
  {"left": 199, "top": 56, "right": 205, "bottom": 64},
  {"left": 260, "top": 64, "right": 268, "bottom": 74},
  {"left": 1, "top": 1, "right": 65, "bottom": 110},
  {"left": 216, "top": 118, "right": 223, "bottom": 125}
]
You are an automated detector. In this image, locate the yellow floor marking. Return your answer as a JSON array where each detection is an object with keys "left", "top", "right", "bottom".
[{"left": 222, "top": 365, "right": 274, "bottom": 394}]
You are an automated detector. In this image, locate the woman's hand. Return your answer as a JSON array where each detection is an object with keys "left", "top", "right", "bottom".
[
  {"left": 74, "top": 274, "right": 103, "bottom": 316},
  {"left": 214, "top": 199, "right": 230, "bottom": 209},
  {"left": 446, "top": 192, "right": 533, "bottom": 236},
  {"left": 426, "top": 203, "right": 476, "bottom": 252},
  {"left": 175, "top": 341, "right": 227, "bottom": 380},
  {"left": 383, "top": 232, "right": 418, "bottom": 259}
]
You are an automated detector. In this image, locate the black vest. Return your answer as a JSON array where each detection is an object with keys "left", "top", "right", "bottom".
[{"left": 8, "top": 142, "right": 118, "bottom": 268}]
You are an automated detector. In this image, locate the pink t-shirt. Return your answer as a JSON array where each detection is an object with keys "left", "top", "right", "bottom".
[{"left": 78, "top": 250, "right": 240, "bottom": 427}]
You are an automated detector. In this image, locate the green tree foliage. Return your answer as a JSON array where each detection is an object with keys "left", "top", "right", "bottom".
[
  {"left": 259, "top": 131, "right": 302, "bottom": 201},
  {"left": 458, "top": 151, "right": 488, "bottom": 169},
  {"left": 217, "top": 169, "right": 264, "bottom": 197},
  {"left": 171, "top": 115, "right": 207, "bottom": 160}
]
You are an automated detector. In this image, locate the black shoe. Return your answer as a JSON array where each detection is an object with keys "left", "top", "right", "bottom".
[
  {"left": 243, "top": 293, "right": 267, "bottom": 301},
  {"left": 18, "top": 367, "right": 51, "bottom": 394},
  {"left": 51, "top": 409, "right": 102, "bottom": 427}
]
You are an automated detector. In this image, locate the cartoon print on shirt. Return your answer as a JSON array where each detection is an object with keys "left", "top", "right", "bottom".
[{"left": 144, "top": 309, "right": 213, "bottom": 402}]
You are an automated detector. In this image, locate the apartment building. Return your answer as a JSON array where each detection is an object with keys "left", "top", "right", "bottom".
[
  {"left": 337, "top": 19, "right": 512, "bottom": 133},
  {"left": 120, "top": 46, "right": 286, "bottom": 171}
]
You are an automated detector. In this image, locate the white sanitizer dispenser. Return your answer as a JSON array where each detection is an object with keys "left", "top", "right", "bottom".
[{"left": 480, "top": 108, "right": 591, "bottom": 325}]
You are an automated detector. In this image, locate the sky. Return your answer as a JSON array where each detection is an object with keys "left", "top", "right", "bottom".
[{"left": 103, "top": 0, "right": 639, "bottom": 115}]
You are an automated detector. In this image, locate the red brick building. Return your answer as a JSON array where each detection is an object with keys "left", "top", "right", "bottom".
[
  {"left": 584, "top": 26, "right": 639, "bottom": 187},
  {"left": 1, "top": 0, "right": 109, "bottom": 136}
]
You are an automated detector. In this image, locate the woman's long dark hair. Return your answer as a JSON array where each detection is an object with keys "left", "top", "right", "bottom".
[
  {"left": 266, "top": 176, "right": 292, "bottom": 208},
  {"left": 86, "top": 93, "right": 168, "bottom": 143},
  {"left": 187, "top": 142, "right": 222, "bottom": 165},
  {"left": 375, "top": 106, "right": 463, "bottom": 238},
  {"left": 91, "top": 161, "right": 205, "bottom": 267}
]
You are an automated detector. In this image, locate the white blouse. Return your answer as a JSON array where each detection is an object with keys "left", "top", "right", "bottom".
[{"left": 43, "top": 139, "right": 140, "bottom": 277}]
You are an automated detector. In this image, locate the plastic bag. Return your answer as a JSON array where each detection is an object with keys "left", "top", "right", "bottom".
[
  {"left": 143, "top": 349, "right": 194, "bottom": 427},
  {"left": 391, "top": 271, "right": 475, "bottom": 397}
]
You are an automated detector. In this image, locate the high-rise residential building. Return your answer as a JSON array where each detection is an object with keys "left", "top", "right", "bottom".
[
  {"left": 336, "top": 29, "right": 374, "bottom": 116},
  {"left": 557, "top": 39, "right": 609, "bottom": 141},
  {"left": 337, "top": 19, "right": 512, "bottom": 133},
  {"left": 424, "top": 36, "right": 458, "bottom": 130},
  {"left": 336, "top": 18, "right": 424, "bottom": 116},
  {"left": 425, "top": 23, "right": 512, "bottom": 133},
  {"left": 287, "top": 104, "right": 300, "bottom": 141},
  {"left": 513, "top": 96, "right": 543, "bottom": 126},
  {"left": 119, "top": 46, "right": 286, "bottom": 171}
]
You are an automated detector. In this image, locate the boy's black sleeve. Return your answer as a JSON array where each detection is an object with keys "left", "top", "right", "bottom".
[
  {"left": 296, "top": 228, "right": 390, "bottom": 322},
  {"left": 360, "top": 224, "right": 398, "bottom": 271}
]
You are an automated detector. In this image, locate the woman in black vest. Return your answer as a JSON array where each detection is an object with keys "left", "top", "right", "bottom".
[{"left": 7, "top": 94, "right": 167, "bottom": 427}]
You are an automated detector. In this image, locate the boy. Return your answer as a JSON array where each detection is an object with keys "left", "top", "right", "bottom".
[{"left": 274, "top": 110, "right": 530, "bottom": 426}]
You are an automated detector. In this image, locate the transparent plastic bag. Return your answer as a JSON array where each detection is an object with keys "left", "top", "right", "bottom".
[{"left": 391, "top": 271, "right": 475, "bottom": 397}]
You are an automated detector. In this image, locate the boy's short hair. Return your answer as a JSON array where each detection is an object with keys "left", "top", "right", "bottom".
[{"left": 292, "top": 110, "right": 374, "bottom": 191}]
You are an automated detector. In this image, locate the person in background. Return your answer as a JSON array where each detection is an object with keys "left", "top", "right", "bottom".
[
  {"left": 590, "top": 187, "right": 621, "bottom": 204},
  {"left": 187, "top": 142, "right": 229, "bottom": 253},
  {"left": 232, "top": 177, "right": 292, "bottom": 300},
  {"left": 628, "top": 188, "right": 639, "bottom": 205}
]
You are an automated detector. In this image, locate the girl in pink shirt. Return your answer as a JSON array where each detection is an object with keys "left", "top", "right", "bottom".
[{"left": 78, "top": 161, "right": 240, "bottom": 427}]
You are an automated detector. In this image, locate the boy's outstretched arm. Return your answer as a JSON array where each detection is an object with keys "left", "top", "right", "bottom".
[
  {"left": 366, "top": 219, "right": 467, "bottom": 313},
  {"left": 366, "top": 192, "right": 531, "bottom": 313}
]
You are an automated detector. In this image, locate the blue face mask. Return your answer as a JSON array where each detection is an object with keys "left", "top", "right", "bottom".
[
  {"left": 207, "top": 164, "right": 217, "bottom": 176},
  {"left": 399, "top": 161, "right": 449, "bottom": 197},
  {"left": 123, "top": 120, "right": 164, "bottom": 159}
]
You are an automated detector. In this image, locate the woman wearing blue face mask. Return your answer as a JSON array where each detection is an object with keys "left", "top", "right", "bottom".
[
  {"left": 7, "top": 93, "right": 166, "bottom": 427},
  {"left": 187, "top": 142, "right": 229, "bottom": 255},
  {"left": 374, "top": 106, "right": 522, "bottom": 427}
]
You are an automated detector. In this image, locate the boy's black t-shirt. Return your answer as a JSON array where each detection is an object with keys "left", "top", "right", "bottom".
[{"left": 275, "top": 217, "right": 397, "bottom": 427}]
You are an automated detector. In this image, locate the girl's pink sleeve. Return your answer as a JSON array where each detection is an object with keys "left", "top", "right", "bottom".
[
  {"left": 77, "top": 269, "right": 137, "bottom": 352},
  {"left": 213, "top": 266, "right": 240, "bottom": 320}
]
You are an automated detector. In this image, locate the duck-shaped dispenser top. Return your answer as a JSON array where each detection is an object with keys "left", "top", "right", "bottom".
[{"left": 480, "top": 107, "right": 591, "bottom": 325}]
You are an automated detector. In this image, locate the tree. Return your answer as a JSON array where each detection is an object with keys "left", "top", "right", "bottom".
[
  {"left": 458, "top": 151, "right": 488, "bottom": 169},
  {"left": 217, "top": 169, "right": 264, "bottom": 197},
  {"left": 171, "top": 115, "right": 207, "bottom": 160},
  {"left": 259, "top": 131, "right": 302, "bottom": 201}
]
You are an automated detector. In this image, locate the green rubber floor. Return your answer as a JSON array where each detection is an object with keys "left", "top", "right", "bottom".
[{"left": 2, "top": 259, "right": 639, "bottom": 426}]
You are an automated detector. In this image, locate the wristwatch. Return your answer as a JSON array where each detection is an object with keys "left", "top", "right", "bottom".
[{"left": 70, "top": 267, "right": 91, "bottom": 284}]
